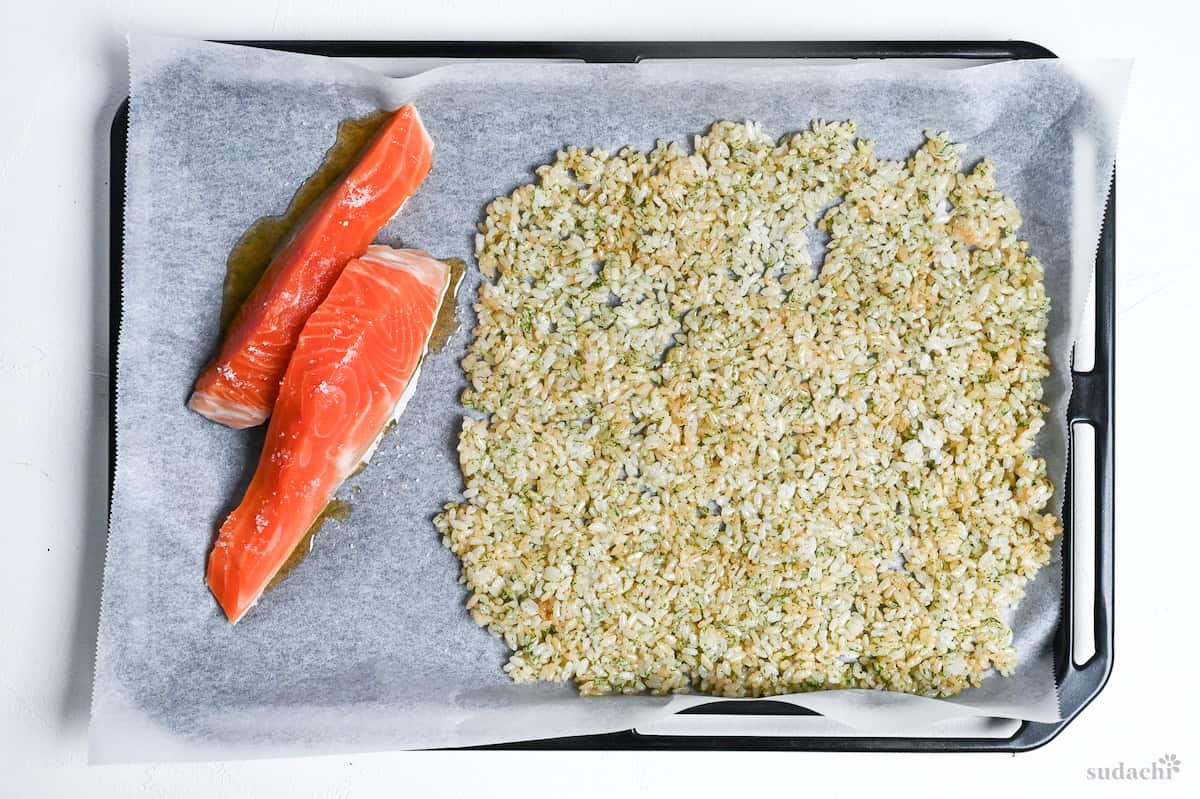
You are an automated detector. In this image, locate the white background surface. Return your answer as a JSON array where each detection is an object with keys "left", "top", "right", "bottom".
[{"left": 0, "top": 0, "right": 1195, "bottom": 795}]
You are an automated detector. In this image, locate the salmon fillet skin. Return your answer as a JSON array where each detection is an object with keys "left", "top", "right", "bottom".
[
  {"left": 207, "top": 246, "right": 451, "bottom": 623},
  {"left": 189, "top": 105, "right": 434, "bottom": 429}
]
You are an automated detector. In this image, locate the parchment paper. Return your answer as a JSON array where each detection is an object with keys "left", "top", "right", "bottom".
[{"left": 91, "top": 35, "right": 1127, "bottom": 761}]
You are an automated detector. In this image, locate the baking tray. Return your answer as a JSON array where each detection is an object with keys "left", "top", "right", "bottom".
[{"left": 107, "top": 40, "right": 1114, "bottom": 753}]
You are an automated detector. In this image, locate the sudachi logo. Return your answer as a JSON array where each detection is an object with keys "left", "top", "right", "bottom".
[{"left": 1086, "top": 753, "right": 1181, "bottom": 781}]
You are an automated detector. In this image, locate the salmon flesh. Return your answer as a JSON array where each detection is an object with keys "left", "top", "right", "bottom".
[
  {"left": 190, "top": 105, "right": 434, "bottom": 429},
  {"left": 207, "top": 246, "right": 451, "bottom": 623}
]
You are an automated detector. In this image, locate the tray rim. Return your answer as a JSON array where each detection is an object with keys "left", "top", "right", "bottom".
[{"left": 105, "top": 37, "right": 1114, "bottom": 755}]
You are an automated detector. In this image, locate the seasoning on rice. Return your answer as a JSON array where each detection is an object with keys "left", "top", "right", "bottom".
[{"left": 435, "top": 121, "right": 1061, "bottom": 698}]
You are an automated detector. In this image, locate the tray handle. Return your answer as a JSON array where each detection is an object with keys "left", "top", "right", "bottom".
[{"left": 1007, "top": 179, "right": 1115, "bottom": 750}]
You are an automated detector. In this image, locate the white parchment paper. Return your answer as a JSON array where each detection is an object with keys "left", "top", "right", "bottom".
[{"left": 91, "top": 35, "right": 1126, "bottom": 761}]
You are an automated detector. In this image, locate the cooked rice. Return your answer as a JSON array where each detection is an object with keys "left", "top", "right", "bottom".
[{"left": 435, "top": 121, "right": 1061, "bottom": 698}]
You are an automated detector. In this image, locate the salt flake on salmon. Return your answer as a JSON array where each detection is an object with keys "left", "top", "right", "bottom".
[
  {"left": 190, "top": 105, "right": 434, "bottom": 429},
  {"left": 207, "top": 246, "right": 451, "bottom": 623}
]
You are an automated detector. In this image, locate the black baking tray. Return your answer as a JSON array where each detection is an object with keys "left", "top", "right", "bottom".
[{"left": 107, "top": 39, "right": 1114, "bottom": 753}]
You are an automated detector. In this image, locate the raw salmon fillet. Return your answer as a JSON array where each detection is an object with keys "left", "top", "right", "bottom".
[
  {"left": 189, "top": 105, "right": 434, "bottom": 429},
  {"left": 207, "top": 246, "right": 451, "bottom": 623}
]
